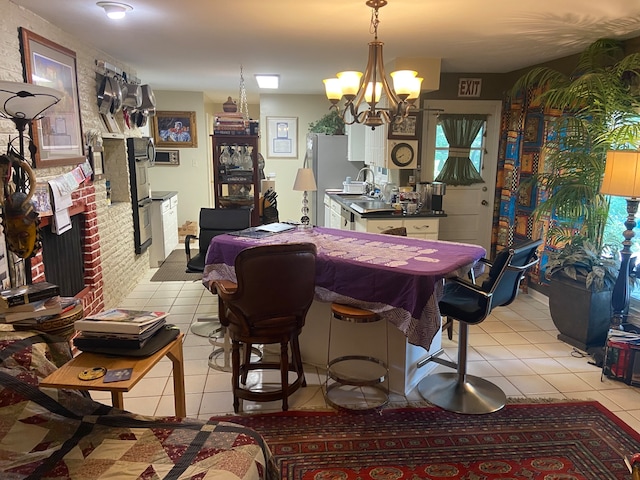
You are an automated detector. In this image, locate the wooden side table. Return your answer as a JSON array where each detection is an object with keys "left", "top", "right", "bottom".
[{"left": 41, "top": 333, "right": 186, "bottom": 417}]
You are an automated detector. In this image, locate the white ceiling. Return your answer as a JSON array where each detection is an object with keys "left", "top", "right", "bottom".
[{"left": 10, "top": 0, "right": 640, "bottom": 103}]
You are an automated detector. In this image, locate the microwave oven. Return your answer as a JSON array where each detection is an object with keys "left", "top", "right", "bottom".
[{"left": 155, "top": 149, "right": 180, "bottom": 165}]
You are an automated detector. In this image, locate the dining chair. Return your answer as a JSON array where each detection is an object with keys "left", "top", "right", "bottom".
[
  {"left": 214, "top": 242, "right": 317, "bottom": 412},
  {"left": 418, "top": 238, "right": 542, "bottom": 414}
]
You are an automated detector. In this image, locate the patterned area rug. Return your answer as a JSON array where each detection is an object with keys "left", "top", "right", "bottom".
[
  {"left": 214, "top": 402, "right": 640, "bottom": 479},
  {"left": 150, "top": 249, "right": 202, "bottom": 282}
]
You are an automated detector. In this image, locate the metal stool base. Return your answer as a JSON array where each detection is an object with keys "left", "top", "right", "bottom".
[{"left": 418, "top": 372, "right": 506, "bottom": 414}]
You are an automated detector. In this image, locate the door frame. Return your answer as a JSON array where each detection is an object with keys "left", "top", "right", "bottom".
[{"left": 420, "top": 99, "right": 502, "bottom": 253}]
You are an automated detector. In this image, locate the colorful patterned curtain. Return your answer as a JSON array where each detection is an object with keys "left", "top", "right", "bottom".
[{"left": 434, "top": 114, "right": 486, "bottom": 186}]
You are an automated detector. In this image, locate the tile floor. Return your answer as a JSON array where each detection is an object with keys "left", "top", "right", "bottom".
[{"left": 89, "top": 268, "right": 640, "bottom": 433}]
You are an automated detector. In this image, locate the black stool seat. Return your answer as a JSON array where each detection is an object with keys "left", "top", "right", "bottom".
[{"left": 418, "top": 238, "right": 542, "bottom": 414}]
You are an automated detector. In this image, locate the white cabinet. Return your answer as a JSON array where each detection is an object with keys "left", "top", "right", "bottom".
[
  {"left": 364, "top": 124, "right": 387, "bottom": 168},
  {"left": 149, "top": 193, "right": 179, "bottom": 267},
  {"left": 354, "top": 215, "right": 439, "bottom": 239},
  {"left": 346, "top": 122, "right": 366, "bottom": 163}
]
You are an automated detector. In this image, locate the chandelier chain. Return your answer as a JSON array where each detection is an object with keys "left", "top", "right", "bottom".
[{"left": 239, "top": 64, "right": 249, "bottom": 120}]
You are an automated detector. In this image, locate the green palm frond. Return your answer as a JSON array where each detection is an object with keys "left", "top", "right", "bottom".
[{"left": 512, "top": 38, "right": 640, "bottom": 253}]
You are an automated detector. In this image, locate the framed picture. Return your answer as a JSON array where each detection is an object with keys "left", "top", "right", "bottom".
[
  {"left": 151, "top": 111, "right": 198, "bottom": 148},
  {"left": 20, "top": 28, "right": 85, "bottom": 168},
  {"left": 388, "top": 112, "right": 422, "bottom": 140},
  {"left": 266, "top": 117, "right": 297, "bottom": 158}
]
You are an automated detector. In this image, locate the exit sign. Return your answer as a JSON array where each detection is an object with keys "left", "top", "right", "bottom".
[{"left": 458, "top": 78, "right": 482, "bottom": 97}]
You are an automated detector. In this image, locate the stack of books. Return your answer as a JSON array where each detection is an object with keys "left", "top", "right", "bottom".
[
  {"left": 0, "top": 282, "right": 66, "bottom": 325},
  {"left": 73, "top": 308, "right": 169, "bottom": 351},
  {"left": 214, "top": 112, "right": 248, "bottom": 135}
]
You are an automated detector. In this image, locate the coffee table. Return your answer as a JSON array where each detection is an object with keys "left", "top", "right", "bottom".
[{"left": 41, "top": 333, "right": 186, "bottom": 416}]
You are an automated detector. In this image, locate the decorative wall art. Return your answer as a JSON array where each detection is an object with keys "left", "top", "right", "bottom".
[
  {"left": 20, "top": 28, "right": 84, "bottom": 168},
  {"left": 266, "top": 117, "right": 297, "bottom": 158},
  {"left": 152, "top": 111, "right": 198, "bottom": 148},
  {"left": 388, "top": 112, "right": 422, "bottom": 140}
]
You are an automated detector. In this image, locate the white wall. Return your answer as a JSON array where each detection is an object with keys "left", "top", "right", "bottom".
[
  {"left": 148, "top": 91, "right": 210, "bottom": 227},
  {"left": 259, "top": 94, "right": 330, "bottom": 223}
]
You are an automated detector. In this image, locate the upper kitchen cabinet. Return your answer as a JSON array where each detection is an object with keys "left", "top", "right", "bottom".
[
  {"left": 364, "top": 124, "right": 388, "bottom": 168},
  {"left": 212, "top": 134, "right": 260, "bottom": 226},
  {"left": 346, "top": 123, "right": 366, "bottom": 163}
]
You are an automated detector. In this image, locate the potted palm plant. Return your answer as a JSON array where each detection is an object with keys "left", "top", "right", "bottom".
[{"left": 511, "top": 38, "right": 640, "bottom": 350}]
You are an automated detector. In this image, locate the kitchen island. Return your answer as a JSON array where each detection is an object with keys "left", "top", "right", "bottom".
[
  {"left": 203, "top": 227, "right": 485, "bottom": 395},
  {"left": 325, "top": 192, "right": 446, "bottom": 239}
]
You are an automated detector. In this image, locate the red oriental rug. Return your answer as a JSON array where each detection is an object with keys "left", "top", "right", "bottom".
[{"left": 214, "top": 401, "right": 640, "bottom": 480}]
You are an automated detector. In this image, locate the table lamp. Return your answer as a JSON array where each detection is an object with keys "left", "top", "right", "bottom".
[
  {"left": 293, "top": 167, "right": 317, "bottom": 227},
  {"left": 600, "top": 150, "right": 640, "bottom": 329}
]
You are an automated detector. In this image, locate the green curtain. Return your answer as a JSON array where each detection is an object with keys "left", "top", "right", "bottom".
[{"left": 434, "top": 114, "right": 486, "bottom": 186}]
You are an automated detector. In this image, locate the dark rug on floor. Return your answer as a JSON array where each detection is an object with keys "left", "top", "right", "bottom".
[
  {"left": 150, "top": 249, "right": 202, "bottom": 282},
  {"left": 212, "top": 401, "right": 640, "bottom": 479}
]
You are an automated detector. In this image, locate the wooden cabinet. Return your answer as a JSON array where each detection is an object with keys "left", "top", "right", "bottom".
[
  {"left": 346, "top": 122, "right": 366, "bottom": 163},
  {"left": 212, "top": 134, "right": 260, "bottom": 226},
  {"left": 354, "top": 215, "right": 439, "bottom": 240}
]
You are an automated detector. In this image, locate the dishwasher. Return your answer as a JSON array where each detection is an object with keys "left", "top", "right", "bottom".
[{"left": 340, "top": 206, "right": 355, "bottom": 230}]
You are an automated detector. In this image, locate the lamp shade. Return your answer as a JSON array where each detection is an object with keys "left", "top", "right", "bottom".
[
  {"left": 0, "top": 81, "right": 62, "bottom": 121},
  {"left": 293, "top": 168, "right": 317, "bottom": 192},
  {"left": 600, "top": 150, "right": 640, "bottom": 197}
]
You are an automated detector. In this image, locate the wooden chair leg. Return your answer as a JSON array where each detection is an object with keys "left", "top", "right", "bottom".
[
  {"left": 231, "top": 340, "right": 241, "bottom": 413},
  {"left": 241, "top": 342, "right": 252, "bottom": 384},
  {"left": 291, "top": 333, "right": 306, "bottom": 387},
  {"left": 281, "top": 341, "right": 289, "bottom": 411}
]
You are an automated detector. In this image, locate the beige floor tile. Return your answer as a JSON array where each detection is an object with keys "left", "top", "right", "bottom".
[
  {"left": 541, "top": 373, "right": 596, "bottom": 393},
  {"left": 523, "top": 357, "right": 570, "bottom": 374},
  {"left": 119, "top": 276, "right": 640, "bottom": 426},
  {"left": 507, "top": 375, "right": 558, "bottom": 395},
  {"left": 475, "top": 345, "right": 519, "bottom": 361}
]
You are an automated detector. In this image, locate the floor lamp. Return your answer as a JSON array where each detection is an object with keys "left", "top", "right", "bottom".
[
  {"left": 600, "top": 150, "right": 640, "bottom": 329},
  {"left": 0, "top": 81, "right": 62, "bottom": 285}
]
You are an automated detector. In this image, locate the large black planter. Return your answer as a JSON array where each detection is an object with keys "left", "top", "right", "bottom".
[{"left": 548, "top": 275, "right": 612, "bottom": 351}]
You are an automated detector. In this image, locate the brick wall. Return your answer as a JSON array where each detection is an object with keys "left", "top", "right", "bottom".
[{"left": 1, "top": 0, "right": 151, "bottom": 312}]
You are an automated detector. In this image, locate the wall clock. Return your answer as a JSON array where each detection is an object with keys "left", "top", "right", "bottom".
[{"left": 388, "top": 140, "right": 419, "bottom": 168}]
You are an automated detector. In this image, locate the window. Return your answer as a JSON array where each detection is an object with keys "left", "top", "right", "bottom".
[{"left": 433, "top": 121, "right": 486, "bottom": 178}]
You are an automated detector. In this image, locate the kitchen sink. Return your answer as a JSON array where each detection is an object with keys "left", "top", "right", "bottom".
[{"left": 349, "top": 200, "right": 395, "bottom": 214}]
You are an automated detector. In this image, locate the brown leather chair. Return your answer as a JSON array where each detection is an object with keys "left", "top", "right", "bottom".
[{"left": 214, "top": 243, "right": 317, "bottom": 412}]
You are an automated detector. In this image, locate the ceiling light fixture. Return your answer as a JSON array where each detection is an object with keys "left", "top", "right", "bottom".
[
  {"left": 323, "top": 0, "right": 422, "bottom": 129},
  {"left": 255, "top": 75, "right": 279, "bottom": 89},
  {"left": 97, "top": 2, "right": 133, "bottom": 20}
]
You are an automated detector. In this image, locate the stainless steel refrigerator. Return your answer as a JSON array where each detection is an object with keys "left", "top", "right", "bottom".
[{"left": 308, "top": 133, "right": 363, "bottom": 226}]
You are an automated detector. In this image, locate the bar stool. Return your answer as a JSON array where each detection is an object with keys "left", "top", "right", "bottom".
[{"left": 325, "top": 303, "right": 389, "bottom": 411}]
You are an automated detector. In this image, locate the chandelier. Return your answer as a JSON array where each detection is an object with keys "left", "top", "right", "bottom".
[{"left": 323, "top": 0, "right": 422, "bottom": 129}]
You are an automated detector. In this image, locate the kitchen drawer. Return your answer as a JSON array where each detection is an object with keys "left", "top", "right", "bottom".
[
  {"left": 404, "top": 218, "right": 439, "bottom": 238},
  {"left": 169, "top": 194, "right": 178, "bottom": 209},
  {"left": 357, "top": 218, "right": 403, "bottom": 234}
]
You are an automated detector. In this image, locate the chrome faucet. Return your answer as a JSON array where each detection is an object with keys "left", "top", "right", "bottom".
[{"left": 356, "top": 167, "right": 377, "bottom": 196}]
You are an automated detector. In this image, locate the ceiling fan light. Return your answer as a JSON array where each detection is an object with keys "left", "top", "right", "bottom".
[{"left": 97, "top": 2, "right": 133, "bottom": 20}]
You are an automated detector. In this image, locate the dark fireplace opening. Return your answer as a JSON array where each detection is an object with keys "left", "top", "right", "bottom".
[{"left": 41, "top": 214, "right": 85, "bottom": 297}]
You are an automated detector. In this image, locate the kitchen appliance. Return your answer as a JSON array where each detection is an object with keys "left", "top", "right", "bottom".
[
  {"left": 308, "top": 133, "right": 363, "bottom": 226},
  {"left": 127, "top": 136, "right": 156, "bottom": 254},
  {"left": 417, "top": 181, "right": 446, "bottom": 214}
]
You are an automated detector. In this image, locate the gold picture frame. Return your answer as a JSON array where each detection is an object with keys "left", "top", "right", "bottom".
[
  {"left": 151, "top": 111, "right": 198, "bottom": 148},
  {"left": 20, "top": 28, "right": 85, "bottom": 168}
]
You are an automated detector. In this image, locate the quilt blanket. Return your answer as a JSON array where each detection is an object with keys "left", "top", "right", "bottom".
[{"left": 0, "top": 329, "right": 278, "bottom": 480}]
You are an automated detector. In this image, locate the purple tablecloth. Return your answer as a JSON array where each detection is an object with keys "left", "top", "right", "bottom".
[{"left": 203, "top": 226, "right": 486, "bottom": 350}]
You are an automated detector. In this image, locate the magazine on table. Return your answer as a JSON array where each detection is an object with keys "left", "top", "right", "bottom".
[{"left": 74, "top": 309, "right": 169, "bottom": 334}]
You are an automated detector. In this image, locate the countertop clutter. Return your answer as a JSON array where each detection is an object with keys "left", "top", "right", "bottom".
[{"left": 328, "top": 193, "right": 446, "bottom": 219}]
